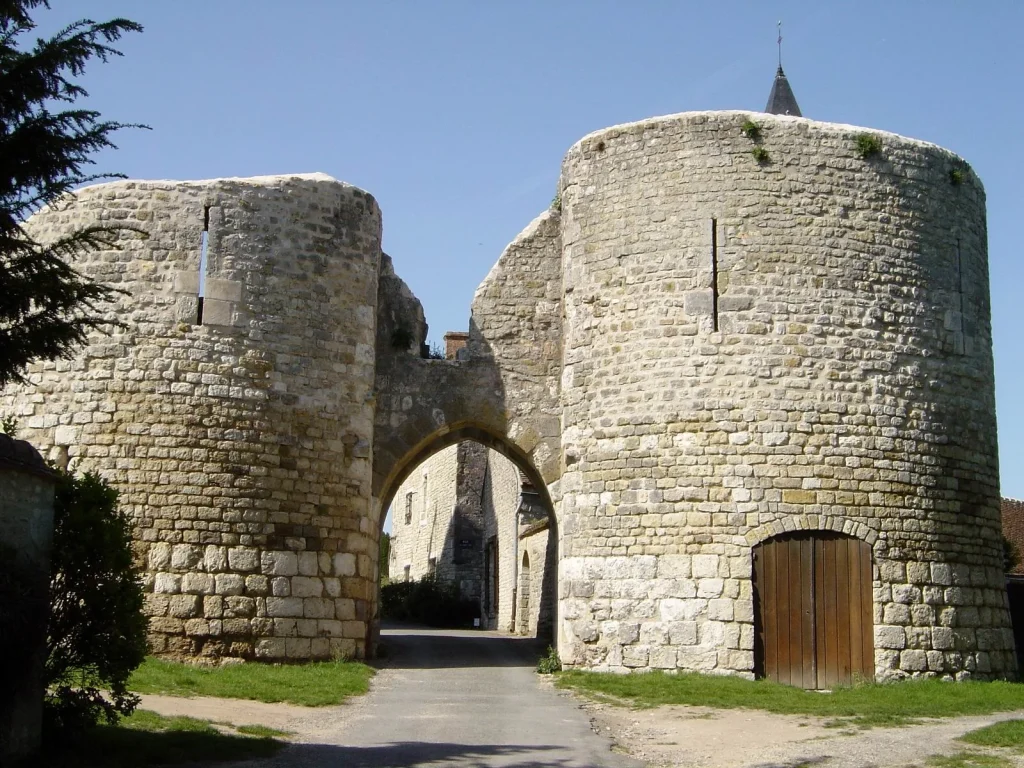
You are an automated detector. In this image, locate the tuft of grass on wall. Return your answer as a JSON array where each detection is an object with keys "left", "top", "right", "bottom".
[
  {"left": 855, "top": 133, "right": 882, "bottom": 159},
  {"left": 129, "top": 657, "right": 375, "bottom": 707},
  {"left": 557, "top": 671, "right": 1024, "bottom": 729}
]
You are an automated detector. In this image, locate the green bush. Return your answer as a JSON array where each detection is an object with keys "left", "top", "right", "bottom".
[
  {"left": 751, "top": 146, "right": 771, "bottom": 164},
  {"left": 380, "top": 576, "right": 478, "bottom": 628},
  {"left": 536, "top": 645, "right": 561, "bottom": 674},
  {"left": 741, "top": 119, "right": 762, "bottom": 140},
  {"left": 45, "top": 471, "right": 148, "bottom": 734},
  {"left": 855, "top": 133, "right": 882, "bottom": 158}
]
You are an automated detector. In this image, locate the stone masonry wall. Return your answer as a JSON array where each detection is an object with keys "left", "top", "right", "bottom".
[
  {"left": 483, "top": 446, "right": 523, "bottom": 631},
  {"left": 0, "top": 437, "right": 56, "bottom": 761},
  {"left": 556, "top": 111, "right": 1012, "bottom": 679},
  {"left": 0, "top": 175, "right": 382, "bottom": 661},
  {"left": 388, "top": 444, "right": 459, "bottom": 583}
]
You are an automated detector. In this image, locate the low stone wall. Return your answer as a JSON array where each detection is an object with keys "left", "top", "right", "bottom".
[{"left": 0, "top": 436, "right": 56, "bottom": 761}]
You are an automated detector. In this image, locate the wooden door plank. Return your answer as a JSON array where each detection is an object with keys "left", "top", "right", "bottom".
[
  {"left": 753, "top": 545, "right": 763, "bottom": 679},
  {"left": 813, "top": 537, "right": 825, "bottom": 689},
  {"left": 848, "top": 538, "right": 864, "bottom": 678},
  {"left": 836, "top": 536, "right": 852, "bottom": 684},
  {"left": 800, "top": 537, "right": 815, "bottom": 687},
  {"left": 787, "top": 538, "right": 803, "bottom": 687},
  {"left": 764, "top": 540, "right": 778, "bottom": 682},
  {"left": 777, "top": 537, "right": 792, "bottom": 686},
  {"left": 824, "top": 537, "right": 841, "bottom": 688}
]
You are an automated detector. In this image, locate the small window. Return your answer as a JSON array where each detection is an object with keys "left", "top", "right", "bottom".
[
  {"left": 403, "top": 565, "right": 411, "bottom": 582},
  {"left": 404, "top": 492, "right": 413, "bottom": 525}
]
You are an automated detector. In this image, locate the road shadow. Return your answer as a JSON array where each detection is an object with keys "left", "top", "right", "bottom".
[
  {"left": 375, "top": 624, "right": 548, "bottom": 670},
  {"left": 262, "top": 740, "right": 600, "bottom": 767}
]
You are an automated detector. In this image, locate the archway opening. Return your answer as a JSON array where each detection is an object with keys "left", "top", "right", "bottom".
[
  {"left": 752, "top": 531, "right": 874, "bottom": 689},
  {"left": 373, "top": 431, "right": 557, "bottom": 666}
]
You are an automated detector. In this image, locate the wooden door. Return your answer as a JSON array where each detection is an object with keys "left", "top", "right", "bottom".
[{"left": 752, "top": 532, "right": 873, "bottom": 689}]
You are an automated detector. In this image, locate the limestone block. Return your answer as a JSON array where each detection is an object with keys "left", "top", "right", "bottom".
[
  {"left": 203, "top": 596, "right": 224, "bottom": 619},
  {"left": 692, "top": 555, "right": 719, "bottom": 578},
  {"left": 876, "top": 625, "right": 907, "bottom": 650},
  {"left": 245, "top": 575, "right": 269, "bottom": 595},
  {"left": 266, "top": 597, "right": 304, "bottom": 618},
  {"left": 215, "top": 574, "right": 245, "bottom": 595},
  {"left": 271, "top": 577, "right": 290, "bottom": 597},
  {"left": 169, "top": 595, "right": 201, "bottom": 619},
  {"left": 224, "top": 596, "right": 256, "bottom": 618},
  {"left": 650, "top": 647, "right": 677, "bottom": 669},
  {"left": 182, "top": 573, "right": 215, "bottom": 595},
  {"left": 255, "top": 638, "right": 287, "bottom": 659},
  {"left": 154, "top": 573, "right": 181, "bottom": 594},
  {"left": 291, "top": 577, "right": 323, "bottom": 598},
  {"left": 334, "top": 553, "right": 357, "bottom": 577},
  {"left": 204, "top": 546, "right": 228, "bottom": 572},
  {"left": 900, "top": 650, "right": 928, "bottom": 672},
  {"left": 228, "top": 547, "right": 259, "bottom": 573},
  {"left": 298, "top": 552, "right": 318, "bottom": 577},
  {"left": 171, "top": 544, "right": 202, "bottom": 570},
  {"left": 262, "top": 551, "right": 298, "bottom": 577},
  {"left": 148, "top": 543, "right": 172, "bottom": 570},
  {"left": 222, "top": 618, "right": 250, "bottom": 636}
]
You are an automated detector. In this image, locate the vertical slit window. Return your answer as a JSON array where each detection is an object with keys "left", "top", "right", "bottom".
[
  {"left": 197, "top": 206, "right": 210, "bottom": 323},
  {"left": 956, "top": 238, "right": 965, "bottom": 335},
  {"left": 711, "top": 218, "right": 719, "bottom": 332}
]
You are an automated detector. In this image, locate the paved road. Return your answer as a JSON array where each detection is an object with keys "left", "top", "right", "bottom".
[{"left": 256, "top": 625, "right": 644, "bottom": 768}]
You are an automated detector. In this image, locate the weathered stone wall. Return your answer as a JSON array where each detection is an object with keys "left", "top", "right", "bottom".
[
  {"left": 0, "top": 175, "right": 382, "bottom": 661},
  {"left": 388, "top": 444, "right": 459, "bottom": 583},
  {"left": 556, "top": 111, "right": 1011, "bottom": 679},
  {"left": 387, "top": 441, "right": 548, "bottom": 632},
  {"left": 0, "top": 437, "right": 56, "bottom": 762},
  {"left": 482, "top": 446, "right": 523, "bottom": 631}
]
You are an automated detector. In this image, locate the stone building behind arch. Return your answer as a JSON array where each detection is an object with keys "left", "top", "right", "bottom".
[{"left": 1, "top": 100, "right": 1015, "bottom": 684}]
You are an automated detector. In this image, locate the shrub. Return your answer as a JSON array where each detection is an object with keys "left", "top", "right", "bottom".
[
  {"left": 751, "top": 146, "right": 771, "bottom": 164},
  {"left": 950, "top": 168, "right": 965, "bottom": 185},
  {"left": 45, "top": 471, "right": 148, "bottom": 734},
  {"left": 551, "top": 190, "right": 562, "bottom": 212},
  {"left": 537, "top": 645, "right": 562, "bottom": 674},
  {"left": 379, "top": 576, "right": 478, "bottom": 628},
  {"left": 424, "top": 342, "right": 445, "bottom": 360},
  {"left": 741, "top": 119, "right": 761, "bottom": 140},
  {"left": 855, "top": 133, "right": 882, "bottom": 159}
]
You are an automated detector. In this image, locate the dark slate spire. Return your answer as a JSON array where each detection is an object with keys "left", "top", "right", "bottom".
[
  {"left": 765, "top": 66, "right": 802, "bottom": 117},
  {"left": 765, "top": 21, "right": 802, "bottom": 117}
]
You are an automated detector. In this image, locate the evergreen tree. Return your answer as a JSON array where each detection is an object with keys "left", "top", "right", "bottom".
[{"left": 0, "top": 0, "right": 143, "bottom": 387}]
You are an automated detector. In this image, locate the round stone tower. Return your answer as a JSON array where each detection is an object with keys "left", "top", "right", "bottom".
[
  {"left": 556, "top": 111, "right": 1013, "bottom": 682},
  {"left": 2, "top": 174, "right": 382, "bottom": 660}
]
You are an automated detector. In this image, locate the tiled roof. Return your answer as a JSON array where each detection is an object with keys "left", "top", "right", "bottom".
[{"left": 1002, "top": 498, "right": 1024, "bottom": 575}]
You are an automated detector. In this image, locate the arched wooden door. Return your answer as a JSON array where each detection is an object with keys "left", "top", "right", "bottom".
[{"left": 752, "top": 532, "right": 874, "bottom": 689}]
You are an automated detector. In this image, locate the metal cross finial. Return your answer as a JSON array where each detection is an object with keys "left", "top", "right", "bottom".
[{"left": 777, "top": 20, "right": 783, "bottom": 70}]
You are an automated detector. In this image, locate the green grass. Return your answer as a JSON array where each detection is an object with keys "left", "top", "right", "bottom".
[
  {"left": 925, "top": 753, "right": 1012, "bottom": 768},
  {"left": 129, "top": 656, "right": 375, "bottom": 707},
  {"left": 959, "top": 720, "right": 1024, "bottom": 751},
  {"left": 234, "top": 723, "right": 292, "bottom": 738},
  {"left": 36, "top": 709, "right": 284, "bottom": 768},
  {"left": 557, "top": 671, "right": 1024, "bottom": 729}
]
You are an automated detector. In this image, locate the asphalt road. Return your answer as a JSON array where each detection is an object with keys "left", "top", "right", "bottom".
[{"left": 256, "top": 625, "right": 644, "bottom": 768}]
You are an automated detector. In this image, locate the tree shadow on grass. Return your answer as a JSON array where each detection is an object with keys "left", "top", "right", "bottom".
[{"left": 32, "top": 725, "right": 283, "bottom": 768}]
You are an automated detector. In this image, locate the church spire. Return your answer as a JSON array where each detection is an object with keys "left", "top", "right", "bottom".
[{"left": 765, "top": 21, "right": 802, "bottom": 117}]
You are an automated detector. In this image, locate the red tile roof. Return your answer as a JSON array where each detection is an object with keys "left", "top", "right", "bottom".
[{"left": 1002, "top": 498, "right": 1024, "bottom": 575}]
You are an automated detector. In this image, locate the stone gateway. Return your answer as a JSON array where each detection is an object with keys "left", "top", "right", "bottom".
[{"left": 2, "top": 110, "right": 1014, "bottom": 684}]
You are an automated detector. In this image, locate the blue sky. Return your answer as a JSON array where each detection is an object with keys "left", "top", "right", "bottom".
[{"left": 35, "top": 2, "right": 1024, "bottom": 496}]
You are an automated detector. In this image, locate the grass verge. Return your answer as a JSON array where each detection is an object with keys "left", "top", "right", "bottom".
[
  {"left": 130, "top": 656, "right": 375, "bottom": 706},
  {"left": 925, "top": 754, "right": 1012, "bottom": 768},
  {"left": 37, "top": 709, "right": 284, "bottom": 768},
  {"left": 959, "top": 720, "right": 1024, "bottom": 751},
  {"left": 557, "top": 671, "right": 1024, "bottom": 728}
]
